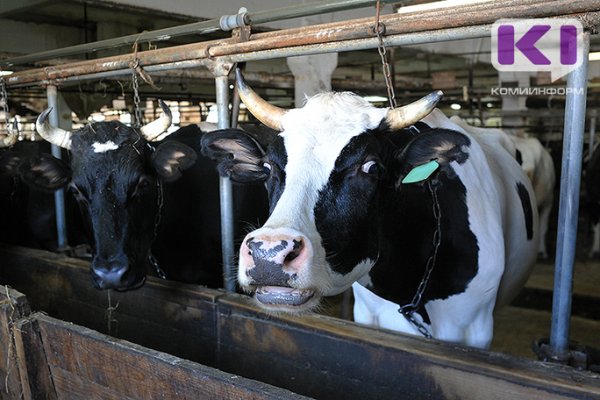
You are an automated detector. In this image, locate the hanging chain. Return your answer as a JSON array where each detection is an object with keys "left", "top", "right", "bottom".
[
  {"left": 131, "top": 59, "right": 143, "bottom": 128},
  {"left": 374, "top": 0, "right": 396, "bottom": 109},
  {"left": 148, "top": 178, "right": 167, "bottom": 280},
  {"left": 398, "top": 180, "right": 442, "bottom": 338},
  {"left": 0, "top": 77, "right": 10, "bottom": 135}
]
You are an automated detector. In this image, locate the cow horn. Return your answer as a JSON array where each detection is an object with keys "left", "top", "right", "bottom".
[
  {"left": 140, "top": 99, "right": 173, "bottom": 142},
  {"left": 35, "top": 107, "right": 72, "bottom": 149},
  {"left": 385, "top": 90, "right": 444, "bottom": 130},
  {"left": 236, "top": 68, "right": 286, "bottom": 131},
  {"left": 0, "top": 133, "right": 17, "bottom": 148}
]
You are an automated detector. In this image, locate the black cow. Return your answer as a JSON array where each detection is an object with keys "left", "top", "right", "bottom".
[
  {"left": 20, "top": 101, "right": 267, "bottom": 290},
  {"left": 0, "top": 139, "right": 88, "bottom": 251},
  {"left": 201, "top": 70, "right": 538, "bottom": 349}
]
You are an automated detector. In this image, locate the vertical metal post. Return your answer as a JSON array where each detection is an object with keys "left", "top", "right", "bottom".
[
  {"left": 589, "top": 109, "right": 596, "bottom": 154},
  {"left": 215, "top": 73, "right": 236, "bottom": 292},
  {"left": 549, "top": 32, "right": 589, "bottom": 360},
  {"left": 46, "top": 85, "right": 68, "bottom": 250}
]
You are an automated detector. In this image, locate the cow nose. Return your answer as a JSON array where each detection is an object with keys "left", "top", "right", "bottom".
[
  {"left": 240, "top": 232, "right": 311, "bottom": 286},
  {"left": 91, "top": 255, "right": 130, "bottom": 289}
]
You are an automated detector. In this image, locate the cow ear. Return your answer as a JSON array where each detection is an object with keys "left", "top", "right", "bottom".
[
  {"left": 0, "top": 150, "right": 24, "bottom": 177},
  {"left": 151, "top": 141, "right": 197, "bottom": 182},
  {"left": 201, "top": 129, "right": 267, "bottom": 183},
  {"left": 395, "top": 129, "right": 470, "bottom": 186},
  {"left": 19, "top": 153, "right": 71, "bottom": 191}
]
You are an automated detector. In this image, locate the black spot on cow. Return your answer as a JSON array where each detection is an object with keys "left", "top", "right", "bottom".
[{"left": 516, "top": 181, "right": 534, "bottom": 240}]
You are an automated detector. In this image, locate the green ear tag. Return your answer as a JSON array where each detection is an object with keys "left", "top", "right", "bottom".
[{"left": 401, "top": 160, "right": 440, "bottom": 184}]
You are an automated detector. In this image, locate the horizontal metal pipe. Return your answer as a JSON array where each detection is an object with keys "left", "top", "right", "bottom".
[
  {"left": 1, "top": 0, "right": 397, "bottom": 67},
  {"left": 5, "top": 0, "right": 600, "bottom": 87}
]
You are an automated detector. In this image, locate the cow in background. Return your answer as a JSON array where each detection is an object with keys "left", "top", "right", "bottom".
[
  {"left": 585, "top": 143, "right": 600, "bottom": 258},
  {"left": 0, "top": 133, "right": 89, "bottom": 252},
  {"left": 201, "top": 70, "right": 538, "bottom": 349},
  {"left": 450, "top": 116, "right": 556, "bottom": 259},
  {"left": 14, "top": 101, "right": 267, "bottom": 290}
]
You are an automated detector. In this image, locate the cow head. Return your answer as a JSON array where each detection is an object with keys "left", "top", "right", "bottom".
[
  {"left": 24, "top": 101, "right": 197, "bottom": 290},
  {"left": 202, "top": 70, "right": 450, "bottom": 312}
]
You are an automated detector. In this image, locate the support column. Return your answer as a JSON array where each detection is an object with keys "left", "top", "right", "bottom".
[
  {"left": 210, "top": 60, "right": 236, "bottom": 292},
  {"left": 549, "top": 32, "right": 590, "bottom": 361},
  {"left": 287, "top": 53, "right": 338, "bottom": 107},
  {"left": 498, "top": 71, "right": 532, "bottom": 135},
  {"left": 286, "top": 9, "right": 338, "bottom": 107},
  {"left": 46, "top": 85, "right": 69, "bottom": 251}
]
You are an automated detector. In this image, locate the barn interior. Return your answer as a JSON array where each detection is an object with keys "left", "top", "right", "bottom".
[{"left": 1, "top": 1, "right": 600, "bottom": 398}]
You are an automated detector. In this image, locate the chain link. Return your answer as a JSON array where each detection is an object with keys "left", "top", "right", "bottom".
[
  {"left": 374, "top": 0, "right": 396, "bottom": 109},
  {"left": 131, "top": 59, "right": 143, "bottom": 128},
  {"left": 0, "top": 77, "right": 10, "bottom": 135},
  {"left": 398, "top": 180, "right": 442, "bottom": 338}
]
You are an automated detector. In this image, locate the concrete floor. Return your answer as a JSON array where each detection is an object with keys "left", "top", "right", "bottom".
[{"left": 492, "top": 259, "right": 600, "bottom": 360}]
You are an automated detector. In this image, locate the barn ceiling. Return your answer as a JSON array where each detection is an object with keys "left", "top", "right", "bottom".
[{"left": 1, "top": 0, "right": 600, "bottom": 134}]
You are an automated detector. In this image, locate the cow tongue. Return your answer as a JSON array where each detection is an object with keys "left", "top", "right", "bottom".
[{"left": 255, "top": 286, "right": 314, "bottom": 306}]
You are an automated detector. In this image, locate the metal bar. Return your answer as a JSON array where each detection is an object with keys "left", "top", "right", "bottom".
[
  {"left": 5, "top": 1, "right": 600, "bottom": 87},
  {"left": 46, "top": 85, "right": 68, "bottom": 251},
  {"left": 1, "top": 0, "right": 397, "bottom": 67},
  {"left": 549, "top": 32, "right": 590, "bottom": 361},
  {"left": 215, "top": 71, "right": 236, "bottom": 292}
]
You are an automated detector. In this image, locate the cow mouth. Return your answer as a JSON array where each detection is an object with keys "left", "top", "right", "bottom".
[{"left": 255, "top": 286, "right": 315, "bottom": 306}]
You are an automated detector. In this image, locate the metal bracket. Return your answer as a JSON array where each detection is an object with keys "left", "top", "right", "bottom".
[{"left": 220, "top": 7, "right": 249, "bottom": 31}]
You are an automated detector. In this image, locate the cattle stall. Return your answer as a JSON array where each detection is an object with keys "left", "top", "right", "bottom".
[
  {"left": 1, "top": 0, "right": 600, "bottom": 396},
  {"left": 0, "top": 243, "right": 599, "bottom": 399}
]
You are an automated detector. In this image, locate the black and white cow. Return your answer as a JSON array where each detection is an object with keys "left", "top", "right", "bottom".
[
  {"left": 450, "top": 116, "right": 555, "bottom": 259},
  {"left": 201, "top": 70, "right": 539, "bottom": 349},
  {"left": 20, "top": 101, "right": 267, "bottom": 291},
  {"left": 585, "top": 143, "right": 600, "bottom": 258}
]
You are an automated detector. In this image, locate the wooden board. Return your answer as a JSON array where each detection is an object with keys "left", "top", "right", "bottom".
[
  {"left": 0, "top": 286, "right": 30, "bottom": 399},
  {"left": 1, "top": 244, "right": 600, "bottom": 400},
  {"left": 13, "top": 313, "right": 308, "bottom": 400}
]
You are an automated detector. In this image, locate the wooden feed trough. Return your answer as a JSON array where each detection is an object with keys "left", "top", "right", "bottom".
[{"left": 0, "top": 243, "right": 599, "bottom": 399}]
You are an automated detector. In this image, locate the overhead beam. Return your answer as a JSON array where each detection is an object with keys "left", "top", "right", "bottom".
[
  {"left": 5, "top": 0, "right": 600, "bottom": 88},
  {"left": 0, "top": 0, "right": 53, "bottom": 17}
]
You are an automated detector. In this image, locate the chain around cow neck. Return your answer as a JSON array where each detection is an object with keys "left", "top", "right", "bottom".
[
  {"left": 148, "top": 177, "right": 167, "bottom": 279},
  {"left": 397, "top": 180, "right": 442, "bottom": 338}
]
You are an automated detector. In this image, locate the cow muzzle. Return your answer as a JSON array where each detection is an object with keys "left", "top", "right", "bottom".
[
  {"left": 239, "top": 229, "right": 316, "bottom": 310},
  {"left": 91, "top": 255, "right": 145, "bottom": 291}
]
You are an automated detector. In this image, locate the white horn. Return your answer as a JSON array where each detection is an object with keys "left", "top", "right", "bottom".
[
  {"left": 386, "top": 90, "right": 444, "bottom": 130},
  {"left": 35, "top": 107, "right": 72, "bottom": 149},
  {"left": 140, "top": 99, "right": 173, "bottom": 141},
  {"left": 236, "top": 68, "right": 287, "bottom": 132}
]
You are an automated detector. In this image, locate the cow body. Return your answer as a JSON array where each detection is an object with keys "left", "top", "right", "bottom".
[
  {"left": 202, "top": 71, "right": 538, "bottom": 348},
  {"left": 450, "top": 117, "right": 555, "bottom": 259},
  {"left": 22, "top": 107, "right": 267, "bottom": 290},
  {"left": 0, "top": 140, "right": 89, "bottom": 252},
  {"left": 586, "top": 143, "right": 600, "bottom": 257}
]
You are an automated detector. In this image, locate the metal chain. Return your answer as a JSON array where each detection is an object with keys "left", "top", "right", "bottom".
[
  {"left": 374, "top": 0, "right": 397, "bottom": 109},
  {"left": 398, "top": 180, "right": 442, "bottom": 338},
  {"left": 0, "top": 77, "right": 9, "bottom": 135},
  {"left": 148, "top": 178, "right": 167, "bottom": 280},
  {"left": 131, "top": 60, "right": 143, "bottom": 128}
]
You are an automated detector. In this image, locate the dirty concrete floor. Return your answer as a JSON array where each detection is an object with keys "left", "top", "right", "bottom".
[{"left": 492, "top": 259, "right": 600, "bottom": 359}]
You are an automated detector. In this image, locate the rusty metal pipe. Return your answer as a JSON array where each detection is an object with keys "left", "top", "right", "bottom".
[
  {"left": 5, "top": 0, "right": 600, "bottom": 88},
  {"left": 1, "top": 0, "right": 398, "bottom": 68}
]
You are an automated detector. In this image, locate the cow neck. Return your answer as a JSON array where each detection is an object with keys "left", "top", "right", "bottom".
[{"left": 397, "top": 179, "right": 441, "bottom": 338}]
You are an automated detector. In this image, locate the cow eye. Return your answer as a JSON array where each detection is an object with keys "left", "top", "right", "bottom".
[
  {"left": 69, "top": 184, "right": 86, "bottom": 200},
  {"left": 133, "top": 176, "right": 152, "bottom": 197},
  {"left": 361, "top": 160, "right": 379, "bottom": 175},
  {"left": 262, "top": 162, "right": 272, "bottom": 175}
]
